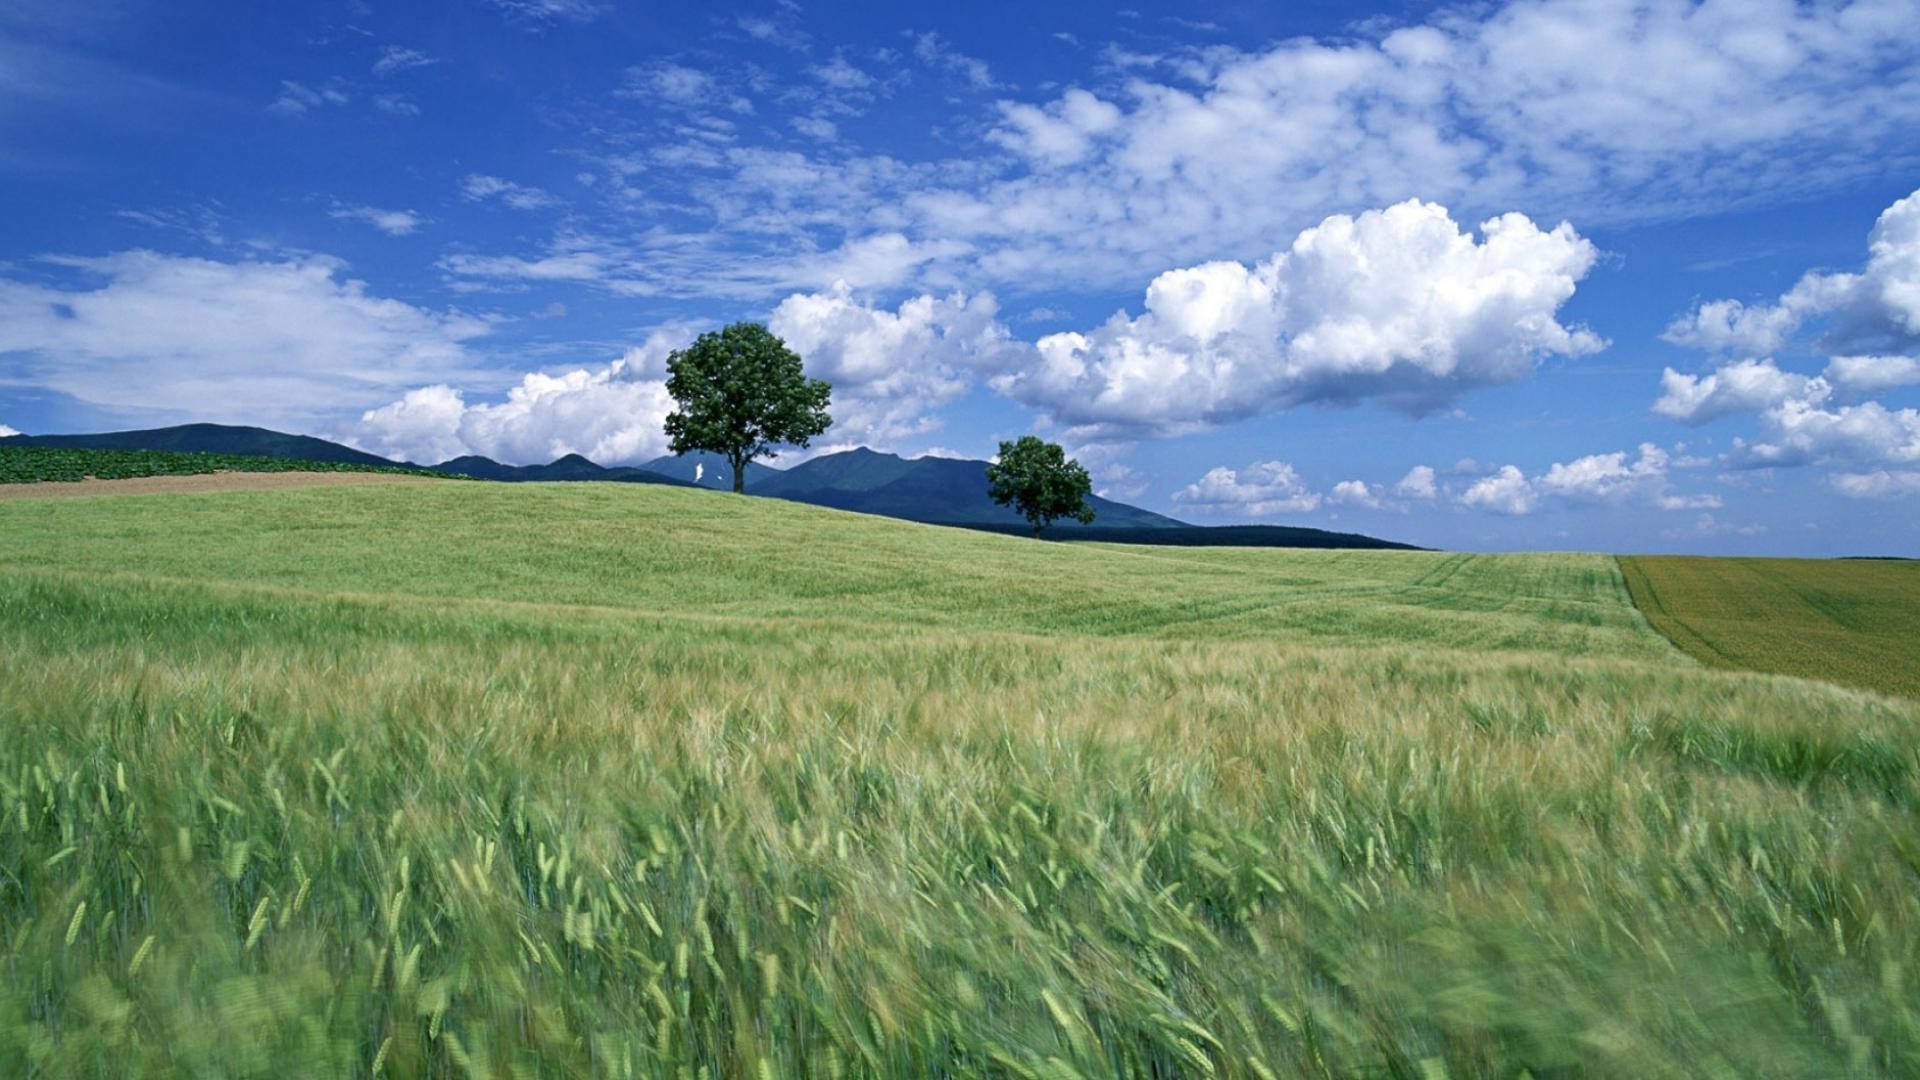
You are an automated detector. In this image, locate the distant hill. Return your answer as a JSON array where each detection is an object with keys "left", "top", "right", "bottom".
[
  {"left": 0, "top": 423, "right": 399, "bottom": 467},
  {"left": 639, "top": 450, "right": 783, "bottom": 490},
  {"left": 431, "top": 453, "right": 692, "bottom": 486},
  {"left": 726, "top": 447, "right": 1187, "bottom": 530},
  {"left": 952, "top": 522, "right": 1424, "bottom": 550},
  {"left": 6, "top": 425, "right": 1420, "bottom": 548}
]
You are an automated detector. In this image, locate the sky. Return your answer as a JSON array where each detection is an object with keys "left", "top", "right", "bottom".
[{"left": 2, "top": 0, "right": 1918, "bottom": 554}]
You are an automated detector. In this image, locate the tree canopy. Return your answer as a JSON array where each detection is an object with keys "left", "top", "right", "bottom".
[
  {"left": 985, "top": 436, "right": 1096, "bottom": 536},
  {"left": 664, "top": 322, "right": 831, "bottom": 493}
]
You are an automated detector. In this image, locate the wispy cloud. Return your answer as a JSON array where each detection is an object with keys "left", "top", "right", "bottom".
[
  {"left": 372, "top": 46, "right": 436, "bottom": 76},
  {"left": 329, "top": 203, "right": 424, "bottom": 236},
  {"left": 461, "top": 174, "right": 558, "bottom": 210},
  {"left": 267, "top": 80, "right": 348, "bottom": 115}
]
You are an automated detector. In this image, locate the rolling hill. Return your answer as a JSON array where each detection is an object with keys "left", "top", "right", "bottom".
[
  {"left": 429, "top": 453, "right": 692, "bottom": 486},
  {"left": 0, "top": 422, "right": 399, "bottom": 467},
  {"left": 3, "top": 424, "right": 1418, "bottom": 547},
  {"left": 751, "top": 446, "right": 1187, "bottom": 529},
  {"left": 1, "top": 479, "right": 1914, "bottom": 1075}
]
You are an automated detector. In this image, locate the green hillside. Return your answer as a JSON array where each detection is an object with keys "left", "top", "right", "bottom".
[
  {"left": 0, "top": 444, "right": 452, "bottom": 484},
  {"left": 0, "top": 422, "right": 401, "bottom": 466},
  {"left": 2, "top": 482, "right": 1916, "bottom": 1076}
]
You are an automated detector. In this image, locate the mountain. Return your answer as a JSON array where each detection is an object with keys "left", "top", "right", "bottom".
[
  {"left": 748, "top": 447, "right": 1187, "bottom": 529},
  {"left": 639, "top": 450, "right": 784, "bottom": 490},
  {"left": 6, "top": 425, "right": 1415, "bottom": 547},
  {"left": 0, "top": 423, "right": 399, "bottom": 467},
  {"left": 431, "top": 453, "right": 691, "bottom": 486},
  {"left": 954, "top": 523, "right": 1423, "bottom": 550}
]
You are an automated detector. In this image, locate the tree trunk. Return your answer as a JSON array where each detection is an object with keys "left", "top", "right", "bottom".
[{"left": 731, "top": 453, "right": 746, "bottom": 494}]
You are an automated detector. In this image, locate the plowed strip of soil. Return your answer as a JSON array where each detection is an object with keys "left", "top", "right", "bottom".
[{"left": 0, "top": 471, "right": 441, "bottom": 500}]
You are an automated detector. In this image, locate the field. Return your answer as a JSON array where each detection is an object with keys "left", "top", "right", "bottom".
[
  {"left": 0, "top": 444, "right": 450, "bottom": 484},
  {"left": 1621, "top": 555, "right": 1920, "bottom": 700},
  {"left": 2, "top": 482, "right": 1918, "bottom": 1076}
]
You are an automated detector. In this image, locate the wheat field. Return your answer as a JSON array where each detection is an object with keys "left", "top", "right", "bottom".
[{"left": 2, "top": 483, "right": 1916, "bottom": 1077}]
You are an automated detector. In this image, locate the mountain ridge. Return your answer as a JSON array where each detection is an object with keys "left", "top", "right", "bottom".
[{"left": 2, "top": 424, "right": 1418, "bottom": 548}]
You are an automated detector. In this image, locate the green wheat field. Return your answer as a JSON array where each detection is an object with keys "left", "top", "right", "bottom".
[{"left": 3, "top": 481, "right": 1918, "bottom": 1077}]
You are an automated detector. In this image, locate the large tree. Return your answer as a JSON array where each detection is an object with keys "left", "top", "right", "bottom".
[
  {"left": 664, "top": 322, "right": 832, "bottom": 493},
  {"left": 986, "top": 435, "right": 1097, "bottom": 537}
]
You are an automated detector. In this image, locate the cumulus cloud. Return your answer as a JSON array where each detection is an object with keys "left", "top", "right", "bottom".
[
  {"left": 1651, "top": 358, "right": 1826, "bottom": 424},
  {"left": 768, "top": 282, "right": 1029, "bottom": 445},
  {"left": 885, "top": 0, "right": 1920, "bottom": 291},
  {"left": 992, "top": 199, "right": 1602, "bottom": 438},
  {"left": 1730, "top": 398, "right": 1920, "bottom": 470},
  {"left": 1173, "top": 461, "right": 1320, "bottom": 516},
  {"left": 353, "top": 330, "right": 689, "bottom": 466},
  {"left": 0, "top": 251, "right": 490, "bottom": 425},
  {"left": 1459, "top": 444, "right": 1718, "bottom": 515},
  {"left": 1825, "top": 354, "right": 1920, "bottom": 392},
  {"left": 0, "top": 423, "right": 20, "bottom": 438},
  {"left": 1666, "top": 186, "right": 1920, "bottom": 360},
  {"left": 1459, "top": 465, "right": 1535, "bottom": 516},
  {"left": 1394, "top": 464, "right": 1438, "bottom": 500},
  {"left": 1328, "top": 479, "right": 1382, "bottom": 509},
  {"left": 329, "top": 203, "right": 423, "bottom": 236}
]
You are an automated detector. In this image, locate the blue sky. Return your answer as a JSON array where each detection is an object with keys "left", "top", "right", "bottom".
[{"left": 3, "top": 0, "right": 1918, "bottom": 554}]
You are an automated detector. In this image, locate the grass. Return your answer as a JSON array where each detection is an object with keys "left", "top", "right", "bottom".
[
  {"left": 0, "top": 445, "right": 453, "bottom": 484},
  {"left": 1, "top": 482, "right": 1917, "bottom": 1076},
  {"left": 1620, "top": 555, "right": 1920, "bottom": 700}
]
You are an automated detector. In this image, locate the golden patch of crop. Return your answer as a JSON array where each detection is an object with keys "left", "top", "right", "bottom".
[{"left": 1621, "top": 555, "right": 1920, "bottom": 700}]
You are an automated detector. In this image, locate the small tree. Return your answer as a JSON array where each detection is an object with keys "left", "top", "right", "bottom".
[
  {"left": 664, "top": 322, "right": 832, "bottom": 493},
  {"left": 986, "top": 436, "right": 1096, "bottom": 537}
]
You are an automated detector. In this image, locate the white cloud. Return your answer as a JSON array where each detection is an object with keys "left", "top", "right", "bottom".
[
  {"left": 990, "top": 89, "right": 1123, "bottom": 167},
  {"left": 372, "top": 46, "right": 436, "bottom": 76},
  {"left": 1661, "top": 297, "right": 1806, "bottom": 357},
  {"left": 912, "top": 32, "right": 997, "bottom": 90},
  {"left": 992, "top": 199, "right": 1602, "bottom": 438},
  {"left": 1328, "top": 479, "right": 1382, "bottom": 509},
  {"left": 1173, "top": 461, "right": 1321, "bottom": 516},
  {"left": 1538, "top": 444, "right": 1669, "bottom": 501},
  {"left": 1730, "top": 397, "right": 1920, "bottom": 470},
  {"left": 809, "top": 55, "right": 875, "bottom": 92},
  {"left": 1651, "top": 358, "right": 1825, "bottom": 425},
  {"left": 354, "top": 334, "right": 687, "bottom": 466},
  {"left": 0, "top": 423, "right": 19, "bottom": 437},
  {"left": 767, "top": 282, "right": 1028, "bottom": 445},
  {"left": 1394, "top": 464, "right": 1437, "bottom": 500},
  {"left": 268, "top": 81, "right": 348, "bottom": 115},
  {"left": 0, "top": 251, "right": 491, "bottom": 425},
  {"left": 330, "top": 203, "right": 423, "bottom": 236},
  {"left": 373, "top": 94, "right": 421, "bottom": 117},
  {"left": 1825, "top": 354, "right": 1920, "bottom": 392},
  {"left": 622, "top": 62, "right": 715, "bottom": 105},
  {"left": 461, "top": 174, "right": 557, "bottom": 210},
  {"left": 1459, "top": 465, "right": 1535, "bottom": 515},
  {"left": 1832, "top": 469, "right": 1920, "bottom": 499},
  {"left": 486, "top": 0, "right": 608, "bottom": 23},
  {"left": 1666, "top": 186, "right": 1920, "bottom": 361},
  {"left": 1460, "top": 444, "right": 1720, "bottom": 515},
  {"left": 791, "top": 115, "right": 838, "bottom": 142},
  {"left": 876, "top": 1, "right": 1920, "bottom": 292},
  {"left": 439, "top": 249, "right": 611, "bottom": 285}
]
